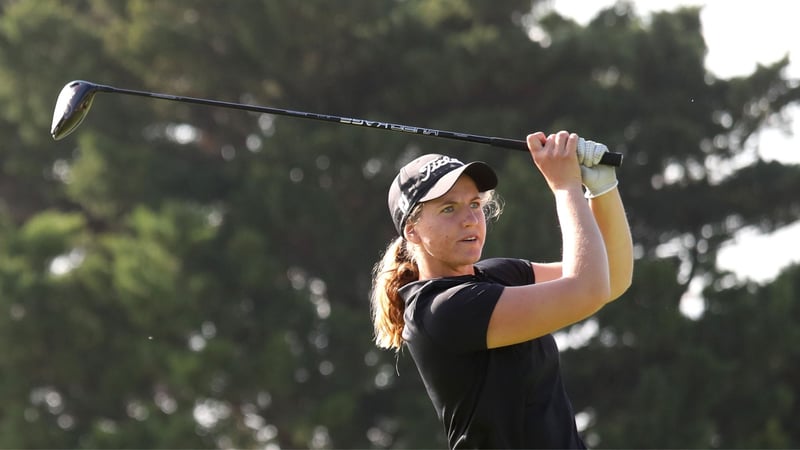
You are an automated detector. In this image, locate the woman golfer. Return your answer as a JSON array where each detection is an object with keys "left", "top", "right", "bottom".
[{"left": 370, "top": 130, "right": 633, "bottom": 449}]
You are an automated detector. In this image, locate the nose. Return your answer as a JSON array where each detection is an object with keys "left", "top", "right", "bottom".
[{"left": 463, "top": 208, "right": 480, "bottom": 227}]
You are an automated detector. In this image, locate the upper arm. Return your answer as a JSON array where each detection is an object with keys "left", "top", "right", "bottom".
[
  {"left": 532, "top": 261, "right": 562, "bottom": 283},
  {"left": 486, "top": 276, "right": 603, "bottom": 349}
]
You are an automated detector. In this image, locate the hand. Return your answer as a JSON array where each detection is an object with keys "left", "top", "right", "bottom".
[
  {"left": 576, "top": 138, "right": 618, "bottom": 198},
  {"left": 527, "top": 131, "right": 583, "bottom": 192}
]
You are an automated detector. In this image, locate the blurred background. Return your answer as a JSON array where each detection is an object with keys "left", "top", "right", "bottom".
[{"left": 1, "top": 0, "right": 798, "bottom": 448}]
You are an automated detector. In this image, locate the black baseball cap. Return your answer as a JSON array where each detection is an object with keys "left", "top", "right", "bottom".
[{"left": 388, "top": 154, "right": 497, "bottom": 237}]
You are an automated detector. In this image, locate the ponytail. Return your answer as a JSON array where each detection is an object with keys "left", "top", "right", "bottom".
[{"left": 370, "top": 236, "right": 419, "bottom": 351}]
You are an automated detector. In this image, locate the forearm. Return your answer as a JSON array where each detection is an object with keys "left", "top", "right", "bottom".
[
  {"left": 554, "top": 186, "right": 610, "bottom": 296},
  {"left": 589, "top": 187, "right": 633, "bottom": 300}
]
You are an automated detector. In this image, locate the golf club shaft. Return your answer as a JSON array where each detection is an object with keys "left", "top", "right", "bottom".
[{"left": 91, "top": 83, "right": 623, "bottom": 166}]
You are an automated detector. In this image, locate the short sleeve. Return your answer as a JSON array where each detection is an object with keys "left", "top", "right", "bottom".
[{"left": 422, "top": 281, "right": 504, "bottom": 353}]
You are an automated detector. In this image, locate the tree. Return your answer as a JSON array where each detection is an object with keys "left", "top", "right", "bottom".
[{"left": 0, "top": 0, "right": 798, "bottom": 448}]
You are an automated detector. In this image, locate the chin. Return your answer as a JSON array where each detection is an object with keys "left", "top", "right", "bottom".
[{"left": 464, "top": 250, "right": 484, "bottom": 263}]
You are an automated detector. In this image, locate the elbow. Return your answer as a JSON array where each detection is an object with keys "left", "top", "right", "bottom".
[
  {"left": 607, "top": 277, "right": 632, "bottom": 303},
  {"left": 573, "top": 275, "right": 612, "bottom": 311},
  {"left": 606, "top": 266, "right": 633, "bottom": 303}
]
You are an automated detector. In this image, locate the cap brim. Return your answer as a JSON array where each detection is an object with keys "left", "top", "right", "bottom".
[{"left": 419, "top": 161, "right": 497, "bottom": 203}]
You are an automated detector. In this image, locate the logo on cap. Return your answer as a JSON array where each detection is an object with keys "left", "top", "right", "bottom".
[
  {"left": 397, "top": 193, "right": 410, "bottom": 215},
  {"left": 419, "top": 156, "right": 463, "bottom": 182}
]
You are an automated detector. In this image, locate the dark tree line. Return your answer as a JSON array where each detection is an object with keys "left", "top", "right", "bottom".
[{"left": 0, "top": 1, "right": 798, "bottom": 447}]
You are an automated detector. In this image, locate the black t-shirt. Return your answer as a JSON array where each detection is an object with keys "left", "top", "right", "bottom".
[{"left": 400, "top": 258, "right": 586, "bottom": 449}]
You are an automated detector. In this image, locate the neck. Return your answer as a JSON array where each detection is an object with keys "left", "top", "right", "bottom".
[{"left": 417, "top": 259, "right": 476, "bottom": 280}]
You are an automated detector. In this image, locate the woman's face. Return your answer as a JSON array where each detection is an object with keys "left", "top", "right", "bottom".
[{"left": 407, "top": 175, "right": 486, "bottom": 278}]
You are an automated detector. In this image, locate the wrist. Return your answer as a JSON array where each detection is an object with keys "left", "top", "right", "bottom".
[
  {"left": 554, "top": 184, "right": 587, "bottom": 200},
  {"left": 584, "top": 180, "right": 619, "bottom": 198}
]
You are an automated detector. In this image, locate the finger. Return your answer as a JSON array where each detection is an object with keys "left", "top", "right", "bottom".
[
  {"left": 526, "top": 132, "right": 546, "bottom": 151},
  {"left": 566, "top": 133, "right": 580, "bottom": 154},
  {"left": 592, "top": 142, "right": 608, "bottom": 165},
  {"left": 553, "top": 131, "right": 570, "bottom": 152},
  {"left": 582, "top": 140, "right": 605, "bottom": 167},
  {"left": 576, "top": 138, "right": 586, "bottom": 165}
]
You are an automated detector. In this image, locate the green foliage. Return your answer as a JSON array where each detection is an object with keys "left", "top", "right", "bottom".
[{"left": 0, "top": 0, "right": 798, "bottom": 448}]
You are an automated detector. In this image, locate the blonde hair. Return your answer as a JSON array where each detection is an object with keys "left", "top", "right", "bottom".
[{"left": 370, "top": 190, "right": 503, "bottom": 351}]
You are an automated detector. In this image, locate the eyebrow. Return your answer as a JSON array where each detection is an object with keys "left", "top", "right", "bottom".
[{"left": 430, "top": 194, "right": 482, "bottom": 206}]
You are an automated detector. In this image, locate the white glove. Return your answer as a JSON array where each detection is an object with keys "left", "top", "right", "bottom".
[{"left": 577, "top": 138, "right": 618, "bottom": 198}]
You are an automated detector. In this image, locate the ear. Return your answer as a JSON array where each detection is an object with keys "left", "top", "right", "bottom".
[{"left": 404, "top": 225, "right": 421, "bottom": 244}]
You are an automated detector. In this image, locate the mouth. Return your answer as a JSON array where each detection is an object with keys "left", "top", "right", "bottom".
[{"left": 460, "top": 235, "right": 480, "bottom": 243}]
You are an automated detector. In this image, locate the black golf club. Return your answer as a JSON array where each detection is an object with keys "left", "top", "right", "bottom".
[{"left": 51, "top": 80, "right": 623, "bottom": 166}]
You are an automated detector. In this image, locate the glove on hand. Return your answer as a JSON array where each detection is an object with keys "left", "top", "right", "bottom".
[{"left": 577, "top": 138, "right": 618, "bottom": 198}]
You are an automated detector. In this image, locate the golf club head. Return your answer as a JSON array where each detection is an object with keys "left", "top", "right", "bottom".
[{"left": 51, "top": 80, "right": 98, "bottom": 140}]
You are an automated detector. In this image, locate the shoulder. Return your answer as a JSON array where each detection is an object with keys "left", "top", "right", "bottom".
[
  {"left": 475, "top": 257, "right": 535, "bottom": 286},
  {"left": 401, "top": 276, "right": 504, "bottom": 352},
  {"left": 401, "top": 276, "right": 502, "bottom": 312}
]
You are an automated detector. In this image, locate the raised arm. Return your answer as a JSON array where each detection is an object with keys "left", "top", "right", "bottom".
[
  {"left": 486, "top": 131, "right": 610, "bottom": 349},
  {"left": 589, "top": 187, "right": 633, "bottom": 300},
  {"left": 532, "top": 140, "right": 633, "bottom": 297}
]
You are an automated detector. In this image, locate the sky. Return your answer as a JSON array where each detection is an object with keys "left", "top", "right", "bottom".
[
  {"left": 550, "top": 0, "right": 799, "bottom": 161},
  {"left": 550, "top": 0, "right": 800, "bottom": 317},
  {"left": 553, "top": 0, "right": 799, "bottom": 77}
]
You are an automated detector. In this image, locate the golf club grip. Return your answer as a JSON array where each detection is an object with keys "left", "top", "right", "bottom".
[{"left": 489, "top": 137, "right": 623, "bottom": 167}]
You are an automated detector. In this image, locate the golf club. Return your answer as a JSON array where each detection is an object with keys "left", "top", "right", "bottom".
[{"left": 51, "top": 80, "right": 623, "bottom": 166}]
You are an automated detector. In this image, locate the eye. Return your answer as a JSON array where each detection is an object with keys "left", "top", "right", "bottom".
[
  {"left": 470, "top": 201, "right": 481, "bottom": 209},
  {"left": 440, "top": 205, "right": 454, "bottom": 213}
]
